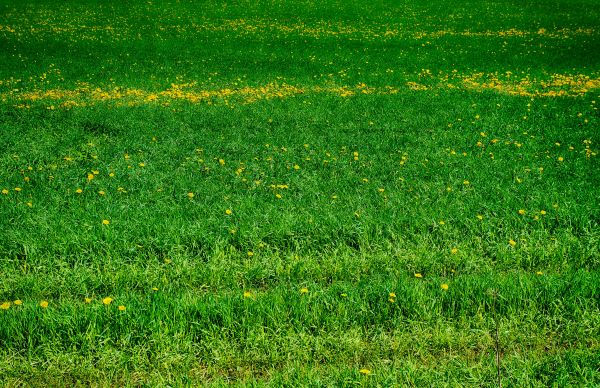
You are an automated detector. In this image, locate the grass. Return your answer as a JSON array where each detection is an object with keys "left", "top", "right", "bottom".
[{"left": 1, "top": 0, "right": 599, "bottom": 385}]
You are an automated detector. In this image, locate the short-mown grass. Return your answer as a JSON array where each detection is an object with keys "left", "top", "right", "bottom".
[{"left": 1, "top": 0, "right": 599, "bottom": 385}]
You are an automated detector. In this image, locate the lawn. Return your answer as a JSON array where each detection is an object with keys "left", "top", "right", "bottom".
[{"left": 0, "top": 0, "right": 599, "bottom": 385}]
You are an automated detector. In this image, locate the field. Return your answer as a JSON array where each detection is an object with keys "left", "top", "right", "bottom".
[{"left": 0, "top": 0, "right": 599, "bottom": 385}]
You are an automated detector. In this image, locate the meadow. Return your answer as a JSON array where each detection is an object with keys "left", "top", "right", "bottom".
[{"left": 0, "top": 0, "right": 599, "bottom": 385}]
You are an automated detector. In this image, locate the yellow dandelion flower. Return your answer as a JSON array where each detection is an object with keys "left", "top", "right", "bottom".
[
  {"left": 1, "top": 189, "right": 8, "bottom": 195},
  {"left": 92, "top": 170, "right": 100, "bottom": 175},
  {"left": 300, "top": 287, "right": 309, "bottom": 294},
  {"left": 102, "top": 297, "right": 113, "bottom": 305},
  {"left": 219, "top": 159, "right": 225, "bottom": 166},
  {"left": 118, "top": 305, "right": 126, "bottom": 311},
  {"left": 187, "top": 192, "right": 194, "bottom": 198},
  {"left": 247, "top": 251, "right": 254, "bottom": 257},
  {"left": 378, "top": 188, "right": 385, "bottom": 193},
  {"left": 362, "top": 178, "right": 369, "bottom": 183},
  {"left": 14, "top": 187, "right": 21, "bottom": 192},
  {"left": 518, "top": 209, "right": 526, "bottom": 215},
  {"left": 388, "top": 298, "right": 395, "bottom": 303},
  {"left": 0, "top": 302, "right": 10, "bottom": 310},
  {"left": 540, "top": 210, "right": 546, "bottom": 215},
  {"left": 84, "top": 297, "right": 92, "bottom": 304},
  {"left": 509, "top": 239, "right": 517, "bottom": 247},
  {"left": 102, "top": 219, "right": 110, "bottom": 225},
  {"left": 13, "top": 299, "right": 22, "bottom": 305},
  {"left": 109, "top": 172, "right": 115, "bottom": 177},
  {"left": 389, "top": 292, "right": 396, "bottom": 298},
  {"left": 476, "top": 214, "right": 483, "bottom": 220},
  {"left": 294, "top": 164, "right": 300, "bottom": 170},
  {"left": 139, "top": 162, "right": 145, "bottom": 167},
  {"left": 225, "top": 209, "right": 232, "bottom": 215},
  {"left": 152, "top": 287, "right": 159, "bottom": 291},
  {"left": 463, "top": 180, "right": 470, "bottom": 185},
  {"left": 536, "top": 271, "right": 543, "bottom": 276},
  {"left": 275, "top": 193, "right": 282, "bottom": 199},
  {"left": 40, "top": 300, "right": 48, "bottom": 308},
  {"left": 243, "top": 291, "right": 253, "bottom": 298},
  {"left": 75, "top": 188, "right": 83, "bottom": 194},
  {"left": 441, "top": 283, "right": 449, "bottom": 290},
  {"left": 98, "top": 190, "right": 105, "bottom": 196},
  {"left": 164, "top": 258, "right": 172, "bottom": 264},
  {"left": 87, "top": 173, "right": 94, "bottom": 181},
  {"left": 557, "top": 156, "right": 564, "bottom": 162},
  {"left": 26, "top": 202, "right": 32, "bottom": 207},
  {"left": 414, "top": 273, "right": 423, "bottom": 278},
  {"left": 451, "top": 248, "right": 458, "bottom": 254},
  {"left": 439, "top": 220, "right": 445, "bottom": 225},
  {"left": 359, "top": 368, "right": 371, "bottom": 375}
]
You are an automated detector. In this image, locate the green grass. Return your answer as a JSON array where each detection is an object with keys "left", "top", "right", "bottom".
[{"left": 1, "top": 0, "right": 599, "bottom": 385}]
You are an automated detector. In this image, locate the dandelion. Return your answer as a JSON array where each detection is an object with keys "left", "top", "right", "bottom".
[
  {"left": 362, "top": 178, "right": 369, "bottom": 183},
  {"left": 225, "top": 209, "right": 232, "bottom": 215},
  {"left": 102, "top": 297, "right": 113, "bottom": 305},
  {"left": 152, "top": 287, "right": 159, "bottom": 291},
  {"left": 536, "top": 271, "right": 543, "bottom": 276},
  {"left": 139, "top": 162, "right": 145, "bottom": 167},
  {"left": 118, "top": 305, "right": 126, "bottom": 311},
  {"left": 293, "top": 164, "right": 300, "bottom": 170},
  {"left": 463, "top": 180, "right": 470, "bottom": 185},
  {"left": 102, "top": 219, "right": 110, "bottom": 225},
  {"left": 247, "top": 251, "right": 254, "bottom": 257},
  {"left": 13, "top": 300, "right": 22, "bottom": 305},
  {"left": 476, "top": 214, "right": 483, "bottom": 220},
  {"left": 540, "top": 210, "right": 546, "bottom": 215},
  {"left": 40, "top": 300, "right": 48, "bottom": 308},
  {"left": 26, "top": 202, "right": 32, "bottom": 207},
  {"left": 0, "top": 302, "right": 10, "bottom": 310},
  {"left": 1, "top": 189, "right": 8, "bottom": 195},
  {"left": 275, "top": 193, "right": 282, "bottom": 199},
  {"left": 243, "top": 291, "right": 253, "bottom": 298},
  {"left": 98, "top": 190, "right": 105, "bottom": 196},
  {"left": 414, "top": 273, "right": 423, "bottom": 278},
  {"left": 441, "top": 283, "right": 449, "bottom": 290},
  {"left": 389, "top": 292, "right": 396, "bottom": 298},
  {"left": 300, "top": 287, "right": 309, "bottom": 294},
  {"left": 439, "top": 220, "right": 445, "bottom": 225},
  {"left": 187, "top": 192, "right": 194, "bottom": 199},
  {"left": 87, "top": 173, "right": 94, "bottom": 181},
  {"left": 359, "top": 369, "right": 371, "bottom": 375},
  {"left": 518, "top": 209, "right": 526, "bottom": 215},
  {"left": 451, "top": 248, "right": 458, "bottom": 254},
  {"left": 164, "top": 258, "right": 172, "bottom": 264},
  {"left": 509, "top": 239, "right": 517, "bottom": 247},
  {"left": 340, "top": 293, "right": 348, "bottom": 298},
  {"left": 14, "top": 187, "right": 21, "bottom": 192},
  {"left": 75, "top": 188, "right": 83, "bottom": 194},
  {"left": 85, "top": 297, "right": 92, "bottom": 304},
  {"left": 219, "top": 159, "right": 225, "bottom": 166},
  {"left": 378, "top": 188, "right": 385, "bottom": 193},
  {"left": 557, "top": 156, "right": 564, "bottom": 162}
]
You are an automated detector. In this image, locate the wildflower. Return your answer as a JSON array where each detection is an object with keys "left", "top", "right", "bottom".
[
  {"left": 118, "top": 305, "right": 126, "bottom": 311},
  {"left": 540, "top": 210, "right": 546, "bottom": 215},
  {"left": 1, "top": 189, "right": 8, "bottom": 195},
  {"left": 152, "top": 287, "right": 158, "bottom": 291},
  {"left": 26, "top": 202, "right": 32, "bottom": 207},
  {"left": 536, "top": 271, "right": 543, "bottom": 276},
  {"left": 359, "top": 369, "right": 371, "bottom": 375},
  {"left": 476, "top": 214, "right": 483, "bottom": 220},
  {"left": 13, "top": 300, "right": 22, "bottom": 305},
  {"left": 414, "top": 273, "right": 423, "bottom": 278},
  {"left": 518, "top": 209, "right": 526, "bottom": 215},
  {"left": 85, "top": 297, "right": 92, "bottom": 304},
  {"left": 509, "top": 239, "right": 517, "bottom": 247},
  {"left": 340, "top": 293, "right": 347, "bottom": 298},
  {"left": 300, "top": 287, "right": 309, "bottom": 294},
  {"left": 102, "top": 297, "right": 113, "bottom": 305},
  {"left": 0, "top": 302, "right": 10, "bottom": 310},
  {"left": 463, "top": 180, "right": 470, "bottom": 185},
  {"left": 14, "top": 187, "right": 21, "bottom": 192},
  {"left": 109, "top": 172, "right": 115, "bottom": 177},
  {"left": 557, "top": 156, "right": 564, "bottom": 162},
  {"left": 187, "top": 192, "right": 194, "bottom": 198},
  {"left": 451, "top": 248, "right": 458, "bottom": 254},
  {"left": 275, "top": 193, "right": 282, "bottom": 199},
  {"left": 243, "top": 291, "right": 253, "bottom": 298},
  {"left": 389, "top": 292, "right": 396, "bottom": 298},
  {"left": 439, "top": 220, "right": 445, "bottom": 225},
  {"left": 40, "top": 300, "right": 48, "bottom": 308},
  {"left": 87, "top": 173, "right": 94, "bottom": 181},
  {"left": 294, "top": 164, "right": 300, "bottom": 170},
  {"left": 362, "top": 178, "right": 369, "bottom": 183},
  {"left": 441, "top": 283, "right": 449, "bottom": 290},
  {"left": 139, "top": 162, "right": 145, "bottom": 167},
  {"left": 75, "top": 188, "right": 83, "bottom": 194},
  {"left": 247, "top": 251, "right": 254, "bottom": 257},
  {"left": 219, "top": 159, "right": 225, "bottom": 166},
  {"left": 98, "top": 190, "right": 105, "bottom": 196},
  {"left": 102, "top": 219, "right": 110, "bottom": 225},
  {"left": 225, "top": 209, "right": 232, "bottom": 215},
  {"left": 164, "top": 258, "right": 172, "bottom": 264}
]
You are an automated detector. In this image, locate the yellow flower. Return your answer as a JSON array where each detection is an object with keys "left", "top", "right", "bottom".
[
  {"left": 509, "top": 239, "right": 517, "bottom": 247},
  {"left": 362, "top": 178, "right": 369, "bottom": 183},
  {"left": 225, "top": 209, "right": 232, "bottom": 215},
  {"left": 118, "top": 305, "right": 126, "bottom": 311},
  {"left": 389, "top": 292, "right": 396, "bottom": 298},
  {"left": 26, "top": 202, "right": 32, "bottom": 207},
  {"left": 293, "top": 164, "right": 300, "bottom": 170},
  {"left": 378, "top": 188, "right": 385, "bottom": 193},
  {"left": 1, "top": 189, "right": 8, "bottom": 195},
  {"left": 188, "top": 192, "right": 194, "bottom": 198},
  {"left": 139, "top": 163, "right": 145, "bottom": 167},
  {"left": 152, "top": 287, "right": 159, "bottom": 291},
  {"left": 441, "top": 283, "right": 449, "bottom": 290},
  {"left": 340, "top": 293, "right": 348, "bottom": 298},
  {"left": 439, "top": 220, "right": 445, "bottom": 225},
  {"left": 536, "top": 271, "right": 543, "bottom": 276},
  {"left": 247, "top": 251, "right": 254, "bottom": 257},
  {"left": 463, "top": 180, "right": 470, "bottom": 185},
  {"left": 219, "top": 159, "right": 225, "bottom": 166},
  {"left": 40, "top": 300, "right": 48, "bottom": 308},
  {"left": 540, "top": 210, "right": 546, "bottom": 215},
  {"left": 102, "top": 219, "right": 110, "bottom": 225},
  {"left": 300, "top": 287, "right": 309, "bottom": 294},
  {"left": 164, "top": 258, "right": 172, "bottom": 264},
  {"left": 14, "top": 187, "right": 21, "bottom": 192},
  {"left": 476, "top": 214, "right": 483, "bottom": 220},
  {"left": 275, "top": 193, "right": 282, "bottom": 199},
  {"left": 518, "top": 209, "right": 526, "bottom": 215},
  {"left": 414, "top": 273, "right": 423, "bottom": 278},
  {"left": 98, "top": 190, "right": 105, "bottom": 196},
  {"left": 359, "top": 368, "right": 371, "bottom": 375},
  {"left": 557, "top": 156, "right": 564, "bottom": 162},
  {"left": 13, "top": 299, "right": 22, "bottom": 305},
  {"left": 243, "top": 291, "right": 253, "bottom": 298},
  {"left": 102, "top": 297, "right": 113, "bottom": 305},
  {"left": 0, "top": 302, "right": 10, "bottom": 310},
  {"left": 87, "top": 173, "right": 94, "bottom": 181},
  {"left": 75, "top": 188, "right": 83, "bottom": 194},
  {"left": 451, "top": 248, "right": 458, "bottom": 254},
  {"left": 84, "top": 297, "right": 92, "bottom": 304}
]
